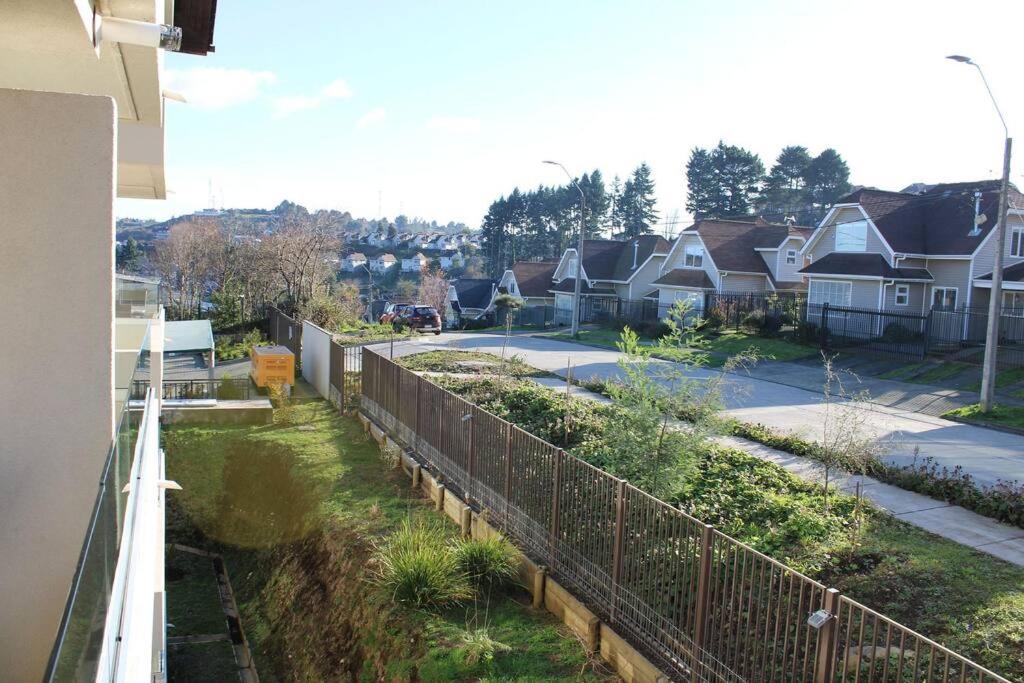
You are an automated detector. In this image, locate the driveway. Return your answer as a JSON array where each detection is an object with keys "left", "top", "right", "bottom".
[{"left": 373, "top": 331, "right": 1024, "bottom": 488}]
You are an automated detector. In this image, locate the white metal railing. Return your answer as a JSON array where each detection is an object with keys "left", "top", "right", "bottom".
[{"left": 95, "top": 388, "right": 167, "bottom": 681}]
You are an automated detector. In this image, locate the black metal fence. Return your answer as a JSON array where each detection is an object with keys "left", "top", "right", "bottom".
[
  {"left": 130, "top": 378, "right": 254, "bottom": 401},
  {"left": 804, "top": 303, "right": 929, "bottom": 361},
  {"left": 497, "top": 304, "right": 556, "bottom": 328},
  {"left": 579, "top": 297, "right": 663, "bottom": 327},
  {"left": 704, "top": 291, "right": 806, "bottom": 333}
]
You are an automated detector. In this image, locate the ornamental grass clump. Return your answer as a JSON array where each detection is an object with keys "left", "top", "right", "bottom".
[
  {"left": 371, "top": 520, "right": 473, "bottom": 608},
  {"left": 450, "top": 535, "right": 519, "bottom": 589}
]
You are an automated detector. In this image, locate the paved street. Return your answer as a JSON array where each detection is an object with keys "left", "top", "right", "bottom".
[{"left": 375, "top": 331, "right": 1024, "bottom": 488}]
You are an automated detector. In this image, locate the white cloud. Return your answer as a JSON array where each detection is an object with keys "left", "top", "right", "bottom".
[
  {"left": 272, "top": 95, "right": 322, "bottom": 119},
  {"left": 357, "top": 107, "right": 387, "bottom": 128},
  {"left": 424, "top": 116, "right": 482, "bottom": 134},
  {"left": 322, "top": 79, "right": 354, "bottom": 99},
  {"left": 164, "top": 67, "right": 277, "bottom": 110}
]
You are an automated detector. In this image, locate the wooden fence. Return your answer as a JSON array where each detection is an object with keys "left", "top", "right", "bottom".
[{"left": 359, "top": 347, "right": 1008, "bottom": 683}]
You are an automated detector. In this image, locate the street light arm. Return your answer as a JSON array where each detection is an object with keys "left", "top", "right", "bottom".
[{"left": 972, "top": 63, "right": 1009, "bottom": 138}]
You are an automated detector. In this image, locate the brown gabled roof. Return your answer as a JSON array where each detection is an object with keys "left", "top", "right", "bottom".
[
  {"left": 578, "top": 235, "right": 671, "bottom": 282},
  {"left": 510, "top": 260, "right": 558, "bottom": 298},
  {"left": 652, "top": 269, "right": 715, "bottom": 289},
  {"left": 800, "top": 253, "right": 933, "bottom": 281},
  {"left": 376, "top": 253, "right": 397, "bottom": 262},
  {"left": 835, "top": 181, "right": 1023, "bottom": 256},
  {"left": 682, "top": 219, "right": 813, "bottom": 274}
]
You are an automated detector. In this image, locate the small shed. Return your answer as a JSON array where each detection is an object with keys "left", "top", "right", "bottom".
[{"left": 144, "top": 320, "right": 216, "bottom": 379}]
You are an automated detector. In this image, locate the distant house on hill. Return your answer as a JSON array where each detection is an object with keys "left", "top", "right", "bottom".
[
  {"left": 369, "top": 253, "right": 397, "bottom": 273},
  {"left": 401, "top": 252, "right": 429, "bottom": 273},
  {"left": 341, "top": 252, "right": 367, "bottom": 272}
]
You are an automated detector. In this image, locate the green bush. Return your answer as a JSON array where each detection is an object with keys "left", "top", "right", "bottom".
[
  {"left": 450, "top": 535, "right": 519, "bottom": 588},
  {"left": 881, "top": 322, "right": 918, "bottom": 343},
  {"left": 741, "top": 310, "right": 765, "bottom": 330},
  {"left": 371, "top": 520, "right": 473, "bottom": 608},
  {"left": 633, "top": 320, "right": 671, "bottom": 339},
  {"left": 702, "top": 305, "right": 726, "bottom": 330}
]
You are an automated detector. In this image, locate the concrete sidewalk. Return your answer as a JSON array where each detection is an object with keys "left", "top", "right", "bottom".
[
  {"left": 380, "top": 332, "right": 1024, "bottom": 489},
  {"left": 533, "top": 376, "right": 1024, "bottom": 567}
]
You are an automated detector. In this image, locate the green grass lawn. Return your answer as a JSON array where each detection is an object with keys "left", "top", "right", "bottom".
[
  {"left": 168, "top": 641, "right": 240, "bottom": 683},
  {"left": 944, "top": 403, "right": 1024, "bottom": 431},
  {"left": 164, "top": 403, "right": 608, "bottom": 682},
  {"left": 166, "top": 551, "right": 225, "bottom": 636},
  {"left": 967, "top": 366, "right": 1024, "bottom": 392},
  {"left": 396, "top": 349, "right": 553, "bottom": 378}
]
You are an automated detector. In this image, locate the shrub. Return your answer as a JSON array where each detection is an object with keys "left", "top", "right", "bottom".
[
  {"left": 450, "top": 535, "right": 519, "bottom": 588},
  {"left": 371, "top": 520, "right": 473, "bottom": 608},
  {"left": 741, "top": 310, "right": 765, "bottom": 331},
  {"left": 457, "top": 628, "right": 511, "bottom": 666},
  {"left": 881, "top": 322, "right": 917, "bottom": 343},
  {"left": 634, "top": 320, "right": 671, "bottom": 339},
  {"left": 703, "top": 305, "right": 726, "bottom": 330},
  {"left": 762, "top": 313, "right": 784, "bottom": 335},
  {"left": 794, "top": 320, "right": 820, "bottom": 345}
]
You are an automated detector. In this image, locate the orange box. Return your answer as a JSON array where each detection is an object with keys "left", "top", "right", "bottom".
[{"left": 250, "top": 345, "right": 295, "bottom": 388}]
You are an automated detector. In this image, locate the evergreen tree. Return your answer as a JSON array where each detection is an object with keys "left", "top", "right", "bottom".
[
  {"left": 685, "top": 142, "right": 764, "bottom": 218},
  {"left": 582, "top": 169, "right": 609, "bottom": 238},
  {"left": 803, "top": 149, "right": 852, "bottom": 209},
  {"left": 116, "top": 237, "right": 143, "bottom": 272},
  {"left": 762, "top": 145, "right": 811, "bottom": 210},
  {"left": 620, "top": 163, "right": 658, "bottom": 238},
  {"left": 609, "top": 175, "right": 625, "bottom": 236}
]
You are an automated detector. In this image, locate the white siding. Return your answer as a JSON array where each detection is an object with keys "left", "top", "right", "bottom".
[
  {"left": 626, "top": 254, "right": 666, "bottom": 299},
  {"left": 664, "top": 233, "right": 719, "bottom": 288},
  {"left": 719, "top": 273, "right": 767, "bottom": 293},
  {"left": 808, "top": 207, "right": 890, "bottom": 262},
  {"left": 774, "top": 237, "right": 807, "bottom": 282}
]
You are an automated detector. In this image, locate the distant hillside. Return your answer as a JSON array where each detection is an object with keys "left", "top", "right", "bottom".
[{"left": 117, "top": 200, "right": 471, "bottom": 244}]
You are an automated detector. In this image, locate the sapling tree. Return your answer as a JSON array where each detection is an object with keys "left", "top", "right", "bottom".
[{"left": 817, "top": 354, "right": 885, "bottom": 515}]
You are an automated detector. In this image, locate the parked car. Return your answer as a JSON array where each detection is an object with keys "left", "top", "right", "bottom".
[
  {"left": 378, "top": 302, "right": 412, "bottom": 325},
  {"left": 394, "top": 305, "right": 443, "bottom": 334}
]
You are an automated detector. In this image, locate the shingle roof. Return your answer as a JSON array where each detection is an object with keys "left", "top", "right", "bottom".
[
  {"left": 549, "top": 279, "right": 617, "bottom": 295},
  {"left": 976, "top": 261, "right": 1024, "bottom": 283},
  {"left": 510, "top": 260, "right": 558, "bottom": 298},
  {"left": 835, "top": 181, "right": 1023, "bottom": 255},
  {"left": 652, "top": 269, "right": 715, "bottom": 289},
  {"left": 682, "top": 219, "right": 813, "bottom": 273},
  {"left": 800, "top": 253, "right": 933, "bottom": 281},
  {"left": 579, "top": 235, "right": 670, "bottom": 282},
  {"left": 452, "top": 278, "right": 496, "bottom": 309}
]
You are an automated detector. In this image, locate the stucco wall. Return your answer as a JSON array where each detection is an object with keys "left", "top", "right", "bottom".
[{"left": 0, "top": 89, "right": 116, "bottom": 681}]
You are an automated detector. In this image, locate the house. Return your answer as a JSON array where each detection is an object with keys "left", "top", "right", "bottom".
[
  {"left": 446, "top": 278, "right": 498, "bottom": 324},
  {"left": 652, "top": 218, "right": 813, "bottom": 314},
  {"left": 798, "top": 181, "right": 1024, "bottom": 317},
  {"left": 0, "top": 1, "right": 218, "bottom": 680},
  {"left": 410, "top": 233, "right": 433, "bottom": 247},
  {"left": 370, "top": 253, "right": 398, "bottom": 273},
  {"left": 438, "top": 250, "right": 464, "bottom": 270},
  {"left": 402, "top": 252, "right": 430, "bottom": 273},
  {"left": 427, "top": 234, "right": 459, "bottom": 251},
  {"left": 549, "top": 235, "right": 671, "bottom": 324},
  {"left": 497, "top": 260, "right": 559, "bottom": 307},
  {"left": 367, "top": 232, "right": 390, "bottom": 247},
  {"left": 341, "top": 252, "right": 368, "bottom": 272}
]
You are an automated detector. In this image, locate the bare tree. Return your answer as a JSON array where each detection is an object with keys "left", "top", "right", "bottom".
[
  {"left": 417, "top": 267, "right": 449, "bottom": 312},
  {"left": 152, "top": 218, "right": 220, "bottom": 319},
  {"left": 266, "top": 211, "right": 339, "bottom": 307}
]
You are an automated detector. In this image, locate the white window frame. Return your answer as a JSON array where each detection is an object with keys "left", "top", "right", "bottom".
[
  {"left": 786, "top": 249, "right": 797, "bottom": 265},
  {"left": 1011, "top": 226, "right": 1024, "bottom": 258},
  {"left": 931, "top": 286, "right": 958, "bottom": 310},
  {"left": 808, "top": 279, "right": 852, "bottom": 308},
  {"left": 894, "top": 284, "right": 910, "bottom": 307},
  {"left": 683, "top": 244, "right": 704, "bottom": 268},
  {"left": 1002, "top": 290, "right": 1024, "bottom": 315},
  {"left": 835, "top": 220, "right": 868, "bottom": 252}
]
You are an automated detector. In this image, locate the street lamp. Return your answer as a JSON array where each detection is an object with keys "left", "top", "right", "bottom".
[
  {"left": 543, "top": 160, "right": 586, "bottom": 337},
  {"left": 947, "top": 55, "right": 1013, "bottom": 412}
]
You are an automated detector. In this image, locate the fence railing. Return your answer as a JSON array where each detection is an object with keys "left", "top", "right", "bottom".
[
  {"left": 269, "top": 306, "right": 303, "bottom": 363},
  {"left": 807, "top": 302, "right": 929, "bottom": 362},
  {"left": 359, "top": 348, "right": 1008, "bottom": 683},
  {"left": 130, "top": 378, "right": 254, "bottom": 401},
  {"left": 328, "top": 339, "right": 375, "bottom": 411},
  {"left": 706, "top": 291, "right": 806, "bottom": 333}
]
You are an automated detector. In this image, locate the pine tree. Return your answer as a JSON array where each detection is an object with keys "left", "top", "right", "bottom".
[
  {"left": 609, "top": 175, "right": 625, "bottom": 236},
  {"left": 685, "top": 148, "right": 717, "bottom": 219},
  {"left": 116, "top": 237, "right": 143, "bottom": 272},
  {"left": 685, "top": 142, "right": 764, "bottom": 218},
  {"left": 803, "top": 149, "right": 852, "bottom": 210},
  {"left": 762, "top": 146, "right": 811, "bottom": 211},
  {"left": 620, "top": 163, "right": 658, "bottom": 238}
]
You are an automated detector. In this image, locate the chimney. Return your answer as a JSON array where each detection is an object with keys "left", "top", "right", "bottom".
[{"left": 632, "top": 241, "right": 639, "bottom": 269}]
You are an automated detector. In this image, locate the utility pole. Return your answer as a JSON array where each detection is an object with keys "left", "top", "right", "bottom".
[
  {"left": 543, "top": 160, "right": 587, "bottom": 338},
  {"left": 948, "top": 56, "right": 1012, "bottom": 412},
  {"left": 361, "top": 263, "right": 374, "bottom": 323}
]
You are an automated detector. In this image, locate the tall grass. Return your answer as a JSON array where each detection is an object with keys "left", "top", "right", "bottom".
[
  {"left": 450, "top": 535, "right": 519, "bottom": 589},
  {"left": 371, "top": 520, "right": 473, "bottom": 608}
]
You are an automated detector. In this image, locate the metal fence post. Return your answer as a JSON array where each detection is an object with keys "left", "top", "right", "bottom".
[
  {"left": 609, "top": 478, "right": 627, "bottom": 623},
  {"left": 691, "top": 524, "right": 714, "bottom": 682},
  {"left": 813, "top": 588, "right": 840, "bottom": 683},
  {"left": 414, "top": 374, "right": 421, "bottom": 451},
  {"left": 339, "top": 345, "right": 346, "bottom": 412},
  {"left": 503, "top": 424, "right": 513, "bottom": 522},
  {"left": 820, "top": 302, "right": 830, "bottom": 351},
  {"left": 549, "top": 449, "right": 564, "bottom": 569},
  {"left": 923, "top": 310, "right": 932, "bottom": 357},
  {"left": 467, "top": 406, "right": 476, "bottom": 503}
]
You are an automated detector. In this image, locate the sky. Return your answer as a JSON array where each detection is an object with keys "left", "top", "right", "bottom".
[{"left": 119, "top": 0, "right": 1024, "bottom": 232}]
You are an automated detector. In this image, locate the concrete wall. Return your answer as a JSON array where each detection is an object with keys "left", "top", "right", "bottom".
[
  {"left": 301, "top": 320, "right": 332, "bottom": 400},
  {"left": 0, "top": 88, "right": 116, "bottom": 681}
]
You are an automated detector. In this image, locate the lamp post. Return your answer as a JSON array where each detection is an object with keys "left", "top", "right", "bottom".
[
  {"left": 948, "top": 55, "right": 1012, "bottom": 412},
  {"left": 543, "top": 160, "right": 586, "bottom": 337}
]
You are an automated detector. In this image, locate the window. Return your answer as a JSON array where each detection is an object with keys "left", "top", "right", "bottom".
[
  {"left": 1011, "top": 227, "right": 1024, "bottom": 257},
  {"left": 808, "top": 280, "right": 852, "bottom": 307},
  {"left": 1003, "top": 291, "right": 1024, "bottom": 314},
  {"left": 894, "top": 284, "right": 910, "bottom": 306},
  {"left": 786, "top": 249, "right": 797, "bottom": 265},
  {"left": 684, "top": 244, "right": 704, "bottom": 268},
  {"left": 932, "top": 287, "right": 957, "bottom": 310},
  {"left": 835, "top": 220, "right": 868, "bottom": 252},
  {"left": 567, "top": 257, "right": 580, "bottom": 278}
]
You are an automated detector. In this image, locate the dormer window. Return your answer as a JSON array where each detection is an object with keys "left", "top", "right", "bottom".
[
  {"left": 786, "top": 249, "right": 797, "bottom": 265},
  {"left": 684, "top": 244, "right": 704, "bottom": 268},
  {"left": 1011, "top": 226, "right": 1024, "bottom": 258},
  {"left": 836, "top": 220, "right": 868, "bottom": 252}
]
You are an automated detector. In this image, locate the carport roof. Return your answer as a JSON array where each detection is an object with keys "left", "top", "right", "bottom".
[{"left": 143, "top": 320, "right": 215, "bottom": 353}]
